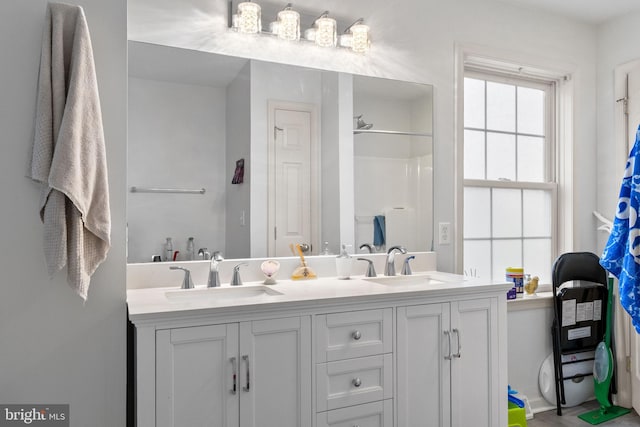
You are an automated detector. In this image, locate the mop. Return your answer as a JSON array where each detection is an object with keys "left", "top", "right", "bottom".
[{"left": 577, "top": 275, "right": 630, "bottom": 424}]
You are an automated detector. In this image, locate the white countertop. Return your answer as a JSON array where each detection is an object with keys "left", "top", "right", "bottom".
[{"left": 127, "top": 271, "right": 513, "bottom": 323}]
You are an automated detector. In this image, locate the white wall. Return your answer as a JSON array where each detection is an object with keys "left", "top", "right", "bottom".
[
  {"left": 0, "top": 1, "right": 126, "bottom": 426},
  {"left": 225, "top": 62, "right": 252, "bottom": 258},
  {"left": 128, "top": 77, "right": 227, "bottom": 262},
  {"left": 596, "top": 12, "right": 640, "bottom": 252}
]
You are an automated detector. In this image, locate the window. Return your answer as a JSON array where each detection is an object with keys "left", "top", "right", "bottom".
[{"left": 462, "top": 70, "right": 556, "bottom": 283}]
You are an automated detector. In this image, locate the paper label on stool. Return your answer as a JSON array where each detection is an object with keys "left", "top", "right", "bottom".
[
  {"left": 576, "top": 301, "right": 594, "bottom": 322},
  {"left": 593, "top": 300, "right": 602, "bottom": 321},
  {"left": 562, "top": 299, "right": 576, "bottom": 326},
  {"left": 567, "top": 326, "right": 591, "bottom": 340}
]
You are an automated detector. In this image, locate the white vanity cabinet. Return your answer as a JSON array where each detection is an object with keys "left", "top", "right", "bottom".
[
  {"left": 154, "top": 316, "right": 311, "bottom": 427},
  {"left": 129, "top": 273, "right": 508, "bottom": 427},
  {"left": 396, "top": 298, "right": 501, "bottom": 427}
]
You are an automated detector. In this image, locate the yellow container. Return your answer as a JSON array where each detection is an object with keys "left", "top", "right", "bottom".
[{"left": 508, "top": 401, "right": 527, "bottom": 427}]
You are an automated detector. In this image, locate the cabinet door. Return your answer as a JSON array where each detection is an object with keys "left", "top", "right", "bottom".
[
  {"left": 450, "top": 298, "right": 499, "bottom": 427},
  {"left": 156, "top": 323, "right": 239, "bottom": 427},
  {"left": 239, "top": 316, "right": 311, "bottom": 427},
  {"left": 397, "top": 304, "right": 451, "bottom": 427}
]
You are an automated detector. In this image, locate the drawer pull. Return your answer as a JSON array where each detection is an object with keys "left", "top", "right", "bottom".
[
  {"left": 242, "top": 355, "right": 250, "bottom": 392},
  {"left": 444, "top": 330, "right": 452, "bottom": 360},
  {"left": 352, "top": 377, "right": 362, "bottom": 388},
  {"left": 352, "top": 330, "right": 362, "bottom": 340},
  {"left": 230, "top": 357, "right": 237, "bottom": 394},
  {"left": 453, "top": 328, "right": 462, "bottom": 358}
]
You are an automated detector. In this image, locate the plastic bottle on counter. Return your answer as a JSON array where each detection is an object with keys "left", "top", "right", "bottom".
[
  {"left": 336, "top": 244, "right": 354, "bottom": 279},
  {"left": 165, "top": 237, "right": 173, "bottom": 262},
  {"left": 186, "top": 237, "right": 195, "bottom": 261}
]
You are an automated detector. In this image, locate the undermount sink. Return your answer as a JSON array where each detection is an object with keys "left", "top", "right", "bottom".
[
  {"left": 165, "top": 285, "right": 284, "bottom": 302},
  {"left": 364, "top": 274, "right": 445, "bottom": 287}
]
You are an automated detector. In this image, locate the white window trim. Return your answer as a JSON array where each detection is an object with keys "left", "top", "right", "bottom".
[{"left": 454, "top": 43, "right": 575, "bottom": 275}]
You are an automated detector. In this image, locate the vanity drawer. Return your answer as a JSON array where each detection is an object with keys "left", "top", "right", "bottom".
[
  {"left": 316, "top": 354, "right": 392, "bottom": 412},
  {"left": 316, "top": 400, "right": 393, "bottom": 427},
  {"left": 315, "top": 308, "right": 392, "bottom": 362}
]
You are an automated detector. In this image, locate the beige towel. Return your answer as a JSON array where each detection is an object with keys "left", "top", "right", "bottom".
[{"left": 30, "top": 3, "right": 110, "bottom": 300}]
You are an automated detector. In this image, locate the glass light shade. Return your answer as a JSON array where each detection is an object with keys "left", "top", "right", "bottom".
[
  {"left": 237, "top": 2, "right": 261, "bottom": 34},
  {"left": 350, "top": 23, "right": 370, "bottom": 53},
  {"left": 315, "top": 17, "right": 337, "bottom": 47},
  {"left": 277, "top": 9, "right": 300, "bottom": 41}
]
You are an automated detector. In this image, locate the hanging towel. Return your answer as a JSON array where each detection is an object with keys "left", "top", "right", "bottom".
[
  {"left": 29, "top": 3, "right": 110, "bottom": 300},
  {"left": 600, "top": 125, "right": 640, "bottom": 333},
  {"left": 373, "top": 215, "right": 385, "bottom": 247}
]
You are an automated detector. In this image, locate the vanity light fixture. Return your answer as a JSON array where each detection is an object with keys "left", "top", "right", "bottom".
[
  {"left": 276, "top": 4, "right": 300, "bottom": 40},
  {"left": 313, "top": 12, "right": 337, "bottom": 48},
  {"left": 228, "top": 1, "right": 371, "bottom": 53},
  {"left": 237, "top": 1, "right": 261, "bottom": 34},
  {"left": 343, "top": 18, "right": 370, "bottom": 53}
]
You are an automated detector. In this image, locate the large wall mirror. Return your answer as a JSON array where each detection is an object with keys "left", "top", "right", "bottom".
[{"left": 127, "top": 41, "right": 433, "bottom": 263}]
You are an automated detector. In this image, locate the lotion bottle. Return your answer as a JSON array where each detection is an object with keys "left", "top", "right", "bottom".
[
  {"left": 335, "top": 244, "right": 353, "bottom": 279},
  {"left": 165, "top": 237, "right": 173, "bottom": 262}
]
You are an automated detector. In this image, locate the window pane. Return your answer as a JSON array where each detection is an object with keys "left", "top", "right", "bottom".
[
  {"left": 464, "top": 187, "right": 491, "bottom": 238},
  {"left": 487, "top": 132, "right": 515, "bottom": 181},
  {"left": 464, "top": 239, "right": 491, "bottom": 280},
  {"left": 517, "top": 136, "right": 545, "bottom": 182},
  {"left": 523, "top": 238, "right": 552, "bottom": 283},
  {"left": 518, "top": 86, "right": 545, "bottom": 136},
  {"left": 492, "top": 188, "right": 522, "bottom": 238},
  {"left": 523, "top": 189, "right": 552, "bottom": 237},
  {"left": 464, "top": 130, "right": 485, "bottom": 179},
  {"left": 487, "top": 81, "right": 515, "bottom": 132},
  {"left": 464, "top": 78, "right": 485, "bottom": 129},
  {"left": 492, "top": 239, "right": 522, "bottom": 282}
]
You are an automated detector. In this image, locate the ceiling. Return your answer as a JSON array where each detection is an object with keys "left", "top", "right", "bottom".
[{"left": 498, "top": 0, "right": 640, "bottom": 24}]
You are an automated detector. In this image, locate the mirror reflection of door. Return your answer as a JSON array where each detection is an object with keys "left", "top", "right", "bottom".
[{"left": 268, "top": 101, "right": 319, "bottom": 257}]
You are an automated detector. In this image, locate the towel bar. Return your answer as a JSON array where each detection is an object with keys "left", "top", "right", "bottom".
[{"left": 130, "top": 186, "right": 206, "bottom": 195}]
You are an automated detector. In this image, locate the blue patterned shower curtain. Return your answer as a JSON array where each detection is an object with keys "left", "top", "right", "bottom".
[{"left": 601, "top": 125, "right": 640, "bottom": 333}]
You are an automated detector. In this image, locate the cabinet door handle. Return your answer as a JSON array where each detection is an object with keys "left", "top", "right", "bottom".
[
  {"left": 242, "top": 355, "right": 250, "bottom": 392},
  {"left": 352, "top": 330, "right": 362, "bottom": 340},
  {"left": 444, "top": 330, "right": 452, "bottom": 360},
  {"left": 453, "top": 328, "right": 462, "bottom": 358},
  {"left": 352, "top": 377, "right": 362, "bottom": 388},
  {"left": 229, "top": 357, "right": 237, "bottom": 394}
]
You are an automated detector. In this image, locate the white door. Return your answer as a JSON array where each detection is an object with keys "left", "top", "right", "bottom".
[
  {"left": 156, "top": 324, "right": 239, "bottom": 427},
  {"left": 268, "top": 102, "right": 318, "bottom": 257},
  {"left": 626, "top": 63, "right": 640, "bottom": 412},
  {"left": 449, "top": 298, "right": 499, "bottom": 427},
  {"left": 397, "top": 303, "right": 451, "bottom": 427},
  {"left": 239, "top": 316, "right": 312, "bottom": 427}
]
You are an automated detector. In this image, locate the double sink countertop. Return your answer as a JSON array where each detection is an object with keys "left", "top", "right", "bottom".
[{"left": 127, "top": 271, "right": 513, "bottom": 323}]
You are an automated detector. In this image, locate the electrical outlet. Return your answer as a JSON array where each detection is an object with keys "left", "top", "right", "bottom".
[{"left": 439, "top": 222, "right": 451, "bottom": 245}]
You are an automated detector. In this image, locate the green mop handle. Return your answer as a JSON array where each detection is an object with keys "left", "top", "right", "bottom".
[{"left": 604, "top": 274, "right": 614, "bottom": 348}]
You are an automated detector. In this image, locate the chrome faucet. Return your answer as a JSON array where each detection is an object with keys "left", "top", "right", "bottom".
[
  {"left": 357, "top": 258, "right": 377, "bottom": 277},
  {"left": 359, "top": 243, "right": 375, "bottom": 253},
  {"left": 401, "top": 255, "right": 415, "bottom": 276},
  {"left": 230, "top": 262, "right": 248, "bottom": 286},
  {"left": 384, "top": 245, "right": 407, "bottom": 276},
  {"left": 170, "top": 266, "right": 195, "bottom": 289},
  {"left": 207, "top": 251, "right": 224, "bottom": 288}
]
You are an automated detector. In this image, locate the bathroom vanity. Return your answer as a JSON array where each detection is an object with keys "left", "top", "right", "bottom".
[{"left": 128, "top": 269, "right": 510, "bottom": 427}]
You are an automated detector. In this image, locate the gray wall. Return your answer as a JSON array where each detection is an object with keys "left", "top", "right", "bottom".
[{"left": 0, "top": 1, "right": 126, "bottom": 426}]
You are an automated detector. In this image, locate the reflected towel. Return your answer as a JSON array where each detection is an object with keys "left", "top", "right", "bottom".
[
  {"left": 29, "top": 3, "right": 110, "bottom": 300},
  {"left": 373, "top": 215, "right": 385, "bottom": 247},
  {"left": 601, "top": 125, "right": 640, "bottom": 333}
]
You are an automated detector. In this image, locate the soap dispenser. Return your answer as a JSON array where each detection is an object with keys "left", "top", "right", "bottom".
[
  {"left": 335, "top": 244, "right": 354, "bottom": 279},
  {"left": 164, "top": 237, "right": 173, "bottom": 262},
  {"left": 186, "top": 237, "right": 195, "bottom": 261}
]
